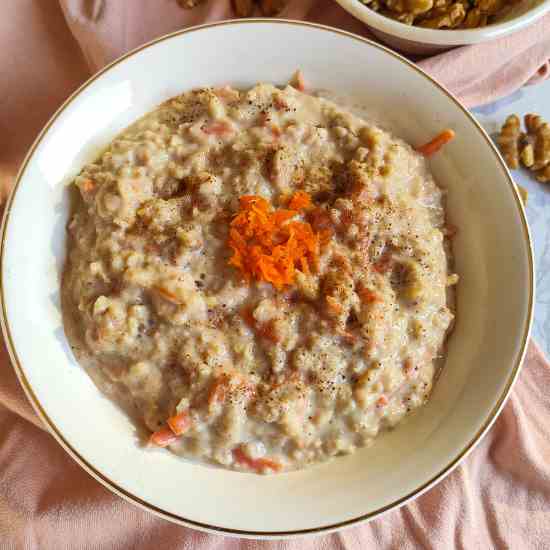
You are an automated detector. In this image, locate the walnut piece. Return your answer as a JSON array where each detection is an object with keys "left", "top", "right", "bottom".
[
  {"left": 383, "top": 11, "right": 415, "bottom": 24},
  {"left": 532, "top": 122, "right": 550, "bottom": 171},
  {"left": 497, "top": 112, "right": 550, "bottom": 184},
  {"left": 520, "top": 144, "right": 534, "bottom": 168},
  {"left": 387, "top": 0, "right": 434, "bottom": 14},
  {"left": 461, "top": 7, "right": 488, "bottom": 28},
  {"left": 477, "top": 0, "right": 505, "bottom": 16},
  {"left": 385, "top": 0, "right": 407, "bottom": 12},
  {"left": 496, "top": 115, "right": 521, "bottom": 170},
  {"left": 525, "top": 113, "right": 545, "bottom": 133},
  {"left": 418, "top": 2, "right": 465, "bottom": 27},
  {"left": 359, "top": 0, "right": 513, "bottom": 27}
]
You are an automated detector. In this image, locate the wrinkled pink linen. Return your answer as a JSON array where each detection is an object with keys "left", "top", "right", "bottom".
[
  {"left": 59, "top": 0, "right": 550, "bottom": 107},
  {"left": 1, "top": 1, "right": 550, "bottom": 548}
]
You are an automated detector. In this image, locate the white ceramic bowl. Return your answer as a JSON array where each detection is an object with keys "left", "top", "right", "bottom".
[
  {"left": 335, "top": 0, "right": 550, "bottom": 55},
  {"left": 0, "top": 20, "right": 533, "bottom": 538}
]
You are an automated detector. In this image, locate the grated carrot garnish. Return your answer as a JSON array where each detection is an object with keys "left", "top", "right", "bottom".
[
  {"left": 288, "top": 190, "right": 312, "bottom": 210},
  {"left": 227, "top": 193, "right": 323, "bottom": 289}
]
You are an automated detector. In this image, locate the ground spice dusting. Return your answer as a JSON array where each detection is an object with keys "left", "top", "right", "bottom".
[{"left": 228, "top": 192, "right": 320, "bottom": 289}]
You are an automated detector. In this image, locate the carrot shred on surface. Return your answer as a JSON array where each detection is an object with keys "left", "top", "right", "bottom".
[
  {"left": 373, "top": 252, "right": 393, "bottom": 274},
  {"left": 208, "top": 377, "right": 228, "bottom": 408},
  {"left": 416, "top": 129, "right": 455, "bottom": 157},
  {"left": 227, "top": 193, "right": 324, "bottom": 289},
  {"left": 240, "top": 307, "right": 256, "bottom": 328},
  {"left": 376, "top": 395, "right": 389, "bottom": 408},
  {"left": 149, "top": 427, "right": 179, "bottom": 447},
  {"left": 80, "top": 179, "right": 95, "bottom": 193},
  {"left": 271, "top": 124, "right": 282, "bottom": 138},
  {"left": 357, "top": 285, "right": 380, "bottom": 304},
  {"left": 153, "top": 286, "right": 182, "bottom": 305},
  {"left": 232, "top": 447, "right": 282, "bottom": 473},
  {"left": 202, "top": 121, "right": 233, "bottom": 135},
  {"left": 338, "top": 329, "right": 358, "bottom": 345},
  {"left": 167, "top": 411, "right": 191, "bottom": 436}
]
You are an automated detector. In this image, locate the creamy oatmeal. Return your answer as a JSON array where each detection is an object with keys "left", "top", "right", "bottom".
[{"left": 62, "top": 83, "right": 457, "bottom": 474}]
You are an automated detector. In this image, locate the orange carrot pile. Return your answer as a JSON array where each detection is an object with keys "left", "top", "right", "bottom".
[
  {"left": 228, "top": 192, "right": 321, "bottom": 290},
  {"left": 416, "top": 129, "right": 455, "bottom": 157},
  {"left": 287, "top": 190, "right": 311, "bottom": 210}
]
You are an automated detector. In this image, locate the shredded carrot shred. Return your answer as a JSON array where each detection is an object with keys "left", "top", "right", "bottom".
[
  {"left": 271, "top": 124, "right": 282, "bottom": 138},
  {"left": 153, "top": 286, "right": 183, "bottom": 305},
  {"left": 240, "top": 307, "right": 256, "bottom": 328},
  {"left": 232, "top": 447, "right": 282, "bottom": 473},
  {"left": 228, "top": 193, "right": 322, "bottom": 289},
  {"left": 376, "top": 395, "right": 389, "bottom": 408},
  {"left": 357, "top": 285, "right": 380, "bottom": 304},
  {"left": 208, "top": 376, "right": 228, "bottom": 408},
  {"left": 288, "top": 190, "right": 312, "bottom": 211},
  {"left": 373, "top": 252, "right": 393, "bottom": 274},
  {"left": 416, "top": 129, "right": 455, "bottom": 157},
  {"left": 167, "top": 411, "right": 190, "bottom": 436},
  {"left": 202, "top": 121, "right": 233, "bottom": 136},
  {"left": 80, "top": 179, "right": 95, "bottom": 193},
  {"left": 150, "top": 409, "right": 192, "bottom": 446},
  {"left": 149, "top": 427, "right": 179, "bottom": 447}
]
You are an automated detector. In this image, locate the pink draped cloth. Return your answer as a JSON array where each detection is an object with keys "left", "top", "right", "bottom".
[{"left": 1, "top": 1, "right": 550, "bottom": 547}]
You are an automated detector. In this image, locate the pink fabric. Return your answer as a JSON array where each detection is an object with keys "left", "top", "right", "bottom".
[
  {"left": 59, "top": 0, "right": 550, "bottom": 107},
  {"left": 1, "top": 1, "right": 550, "bottom": 547}
]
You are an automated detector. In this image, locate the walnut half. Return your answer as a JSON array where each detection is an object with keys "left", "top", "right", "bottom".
[
  {"left": 496, "top": 112, "right": 550, "bottom": 184},
  {"left": 496, "top": 115, "right": 521, "bottom": 170}
]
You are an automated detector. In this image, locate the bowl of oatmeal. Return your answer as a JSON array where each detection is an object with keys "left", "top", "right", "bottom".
[
  {"left": 335, "top": 0, "right": 550, "bottom": 54},
  {"left": 1, "top": 20, "right": 533, "bottom": 537}
]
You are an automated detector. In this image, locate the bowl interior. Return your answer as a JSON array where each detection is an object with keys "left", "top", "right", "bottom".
[{"left": 1, "top": 21, "right": 532, "bottom": 537}]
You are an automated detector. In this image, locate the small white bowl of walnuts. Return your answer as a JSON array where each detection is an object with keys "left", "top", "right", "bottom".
[{"left": 335, "top": 0, "right": 550, "bottom": 54}]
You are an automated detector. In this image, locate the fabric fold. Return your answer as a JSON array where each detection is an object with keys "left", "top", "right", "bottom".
[{"left": 1, "top": 1, "right": 549, "bottom": 547}]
